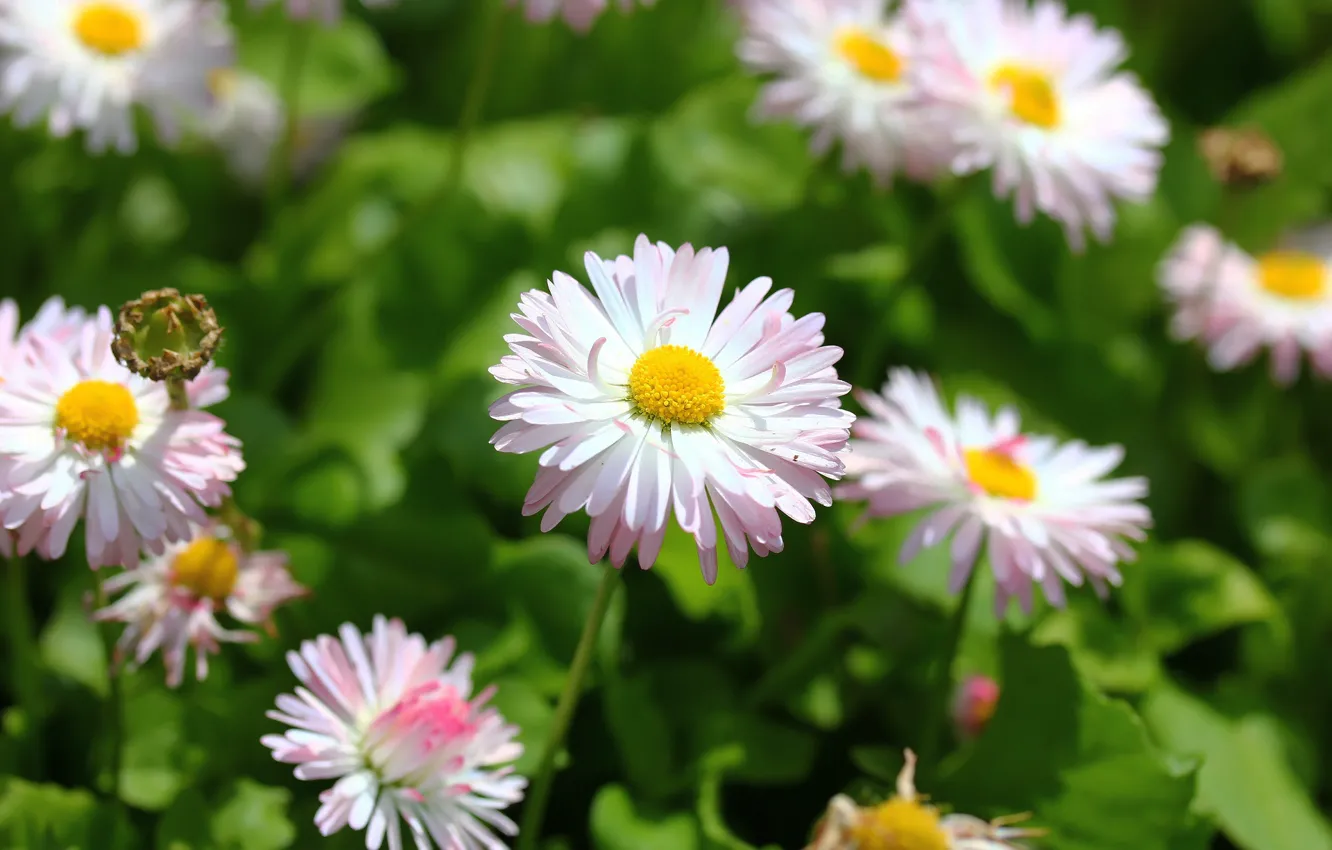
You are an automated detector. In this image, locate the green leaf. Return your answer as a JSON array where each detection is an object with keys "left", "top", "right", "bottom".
[
  {"left": 1142, "top": 683, "right": 1332, "bottom": 850},
  {"left": 940, "top": 637, "right": 1197, "bottom": 850},
  {"left": 1031, "top": 600, "right": 1162, "bottom": 694},
  {"left": 650, "top": 526, "right": 760, "bottom": 642},
  {"left": 38, "top": 583, "right": 107, "bottom": 697},
  {"left": 604, "top": 672, "right": 678, "bottom": 798},
  {"left": 119, "top": 685, "right": 187, "bottom": 811},
  {"left": 589, "top": 785, "right": 699, "bottom": 850},
  {"left": 209, "top": 780, "right": 296, "bottom": 850},
  {"left": 0, "top": 778, "right": 136, "bottom": 850},
  {"left": 695, "top": 713, "right": 818, "bottom": 786},
  {"left": 493, "top": 535, "right": 606, "bottom": 663},
  {"left": 1237, "top": 457, "right": 1332, "bottom": 561}
]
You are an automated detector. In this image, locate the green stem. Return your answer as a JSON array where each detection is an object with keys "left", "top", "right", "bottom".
[
  {"left": 92, "top": 578, "right": 123, "bottom": 798},
  {"left": 166, "top": 376, "right": 190, "bottom": 411},
  {"left": 6, "top": 549, "right": 43, "bottom": 777},
  {"left": 921, "top": 567, "right": 979, "bottom": 767},
  {"left": 517, "top": 564, "right": 620, "bottom": 850},
  {"left": 268, "top": 23, "right": 314, "bottom": 213}
]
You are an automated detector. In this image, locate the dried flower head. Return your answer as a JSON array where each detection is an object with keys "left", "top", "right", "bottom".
[
  {"left": 1198, "top": 126, "right": 1283, "bottom": 188},
  {"left": 112, "top": 288, "right": 223, "bottom": 382}
]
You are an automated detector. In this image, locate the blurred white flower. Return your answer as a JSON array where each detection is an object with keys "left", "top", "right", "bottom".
[
  {"left": 1159, "top": 223, "right": 1332, "bottom": 384},
  {"left": 512, "top": 0, "right": 654, "bottom": 31},
  {"left": 735, "top": 0, "right": 946, "bottom": 186},
  {"left": 0, "top": 0, "right": 234, "bottom": 153},
  {"left": 837, "top": 369, "right": 1150, "bottom": 614},
  {"left": 200, "top": 68, "right": 286, "bottom": 186},
  {"left": 909, "top": 0, "right": 1168, "bottom": 249},
  {"left": 249, "top": 0, "right": 396, "bottom": 25}
]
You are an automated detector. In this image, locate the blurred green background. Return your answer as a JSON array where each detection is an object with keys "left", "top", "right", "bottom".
[{"left": 5, "top": 0, "right": 1332, "bottom": 847}]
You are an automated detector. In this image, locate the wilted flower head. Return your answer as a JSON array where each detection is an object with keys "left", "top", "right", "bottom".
[
  {"left": 735, "top": 0, "right": 946, "bottom": 186},
  {"left": 0, "top": 308, "right": 244, "bottom": 567},
  {"left": 952, "top": 674, "right": 1000, "bottom": 740},
  {"left": 909, "top": 0, "right": 1168, "bottom": 249},
  {"left": 112, "top": 288, "right": 223, "bottom": 384},
  {"left": 0, "top": 0, "right": 234, "bottom": 153},
  {"left": 837, "top": 369, "right": 1150, "bottom": 614},
  {"left": 512, "top": 0, "right": 655, "bottom": 31},
  {"left": 1158, "top": 223, "right": 1332, "bottom": 385},
  {"left": 490, "top": 234, "right": 854, "bottom": 584},
  {"left": 807, "top": 750, "right": 1042, "bottom": 850},
  {"left": 249, "top": 0, "right": 397, "bottom": 25},
  {"left": 93, "top": 522, "right": 306, "bottom": 687},
  {"left": 262, "top": 616, "right": 526, "bottom": 850}
]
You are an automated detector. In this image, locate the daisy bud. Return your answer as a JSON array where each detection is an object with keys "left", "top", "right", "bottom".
[
  {"left": 952, "top": 675, "right": 1000, "bottom": 740},
  {"left": 112, "top": 288, "right": 223, "bottom": 384}
]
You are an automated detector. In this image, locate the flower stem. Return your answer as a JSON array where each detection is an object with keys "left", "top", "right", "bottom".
[
  {"left": 921, "top": 567, "right": 979, "bottom": 767},
  {"left": 268, "top": 22, "right": 314, "bottom": 212},
  {"left": 91, "top": 578, "right": 123, "bottom": 798},
  {"left": 5, "top": 548, "right": 43, "bottom": 777},
  {"left": 166, "top": 376, "right": 190, "bottom": 411},
  {"left": 517, "top": 564, "right": 620, "bottom": 850}
]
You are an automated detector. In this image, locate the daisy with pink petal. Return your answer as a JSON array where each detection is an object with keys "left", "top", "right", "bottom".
[
  {"left": 735, "top": 0, "right": 945, "bottom": 186},
  {"left": 93, "top": 521, "right": 306, "bottom": 687},
  {"left": 489, "top": 234, "right": 854, "bottom": 584},
  {"left": 512, "top": 0, "right": 654, "bottom": 31},
  {"left": 909, "top": 0, "right": 1168, "bottom": 249},
  {"left": 0, "top": 307, "right": 245, "bottom": 567},
  {"left": 1158, "top": 223, "right": 1332, "bottom": 384},
  {"left": 837, "top": 369, "right": 1150, "bottom": 614},
  {"left": 262, "top": 616, "right": 526, "bottom": 850}
]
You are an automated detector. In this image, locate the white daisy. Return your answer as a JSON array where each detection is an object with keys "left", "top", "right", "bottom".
[
  {"left": 490, "top": 234, "right": 854, "bottom": 584},
  {"left": 837, "top": 369, "right": 1150, "bottom": 614},
  {"left": 262, "top": 616, "right": 526, "bottom": 850},
  {"left": 0, "top": 0, "right": 235, "bottom": 153},
  {"left": 735, "top": 0, "right": 945, "bottom": 185},
  {"left": 909, "top": 0, "right": 1168, "bottom": 249},
  {"left": 1158, "top": 222, "right": 1332, "bottom": 384},
  {"left": 0, "top": 308, "right": 245, "bottom": 567},
  {"left": 199, "top": 68, "right": 285, "bottom": 186}
]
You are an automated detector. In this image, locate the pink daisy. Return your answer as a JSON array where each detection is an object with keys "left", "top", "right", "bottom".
[
  {"left": 909, "top": 0, "right": 1168, "bottom": 249},
  {"left": 489, "top": 234, "right": 854, "bottom": 584},
  {"left": 0, "top": 308, "right": 245, "bottom": 567},
  {"left": 511, "top": 0, "right": 654, "bottom": 31},
  {"left": 837, "top": 369, "right": 1151, "bottom": 614},
  {"left": 262, "top": 616, "right": 526, "bottom": 850},
  {"left": 1158, "top": 223, "right": 1332, "bottom": 384},
  {"left": 93, "top": 521, "right": 306, "bottom": 687}
]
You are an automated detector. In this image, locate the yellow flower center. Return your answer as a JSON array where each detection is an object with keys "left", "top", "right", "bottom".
[
  {"left": 850, "top": 798, "right": 950, "bottom": 850},
  {"left": 835, "top": 27, "right": 906, "bottom": 82},
  {"left": 72, "top": 2, "right": 145, "bottom": 56},
  {"left": 964, "top": 448, "right": 1037, "bottom": 501},
  {"left": 208, "top": 68, "right": 236, "bottom": 99},
  {"left": 627, "top": 345, "right": 725, "bottom": 426},
  {"left": 172, "top": 537, "right": 240, "bottom": 601},
  {"left": 990, "top": 64, "right": 1060, "bottom": 128},
  {"left": 1257, "top": 250, "right": 1326, "bottom": 301},
  {"left": 55, "top": 380, "right": 139, "bottom": 453}
]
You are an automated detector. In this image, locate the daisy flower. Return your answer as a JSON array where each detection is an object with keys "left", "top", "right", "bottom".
[
  {"left": 489, "top": 234, "right": 854, "bottom": 584},
  {"left": 1158, "top": 223, "right": 1332, "bottom": 384},
  {"left": 249, "top": 0, "right": 396, "bottom": 25},
  {"left": 200, "top": 68, "right": 285, "bottom": 186},
  {"left": 0, "top": 0, "right": 235, "bottom": 154},
  {"left": 909, "top": 0, "right": 1168, "bottom": 249},
  {"left": 93, "top": 522, "right": 306, "bottom": 687},
  {"left": 0, "top": 308, "right": 245, "bottom": 568},
  {"left": 512, "top": 0, "right": 655, "bottom": 31},
  {"left": 807, "top": 749, "right": 1043, "bottom": 850},
  {"left": 262, "top": 616, "right": 526, "bottom": 850},
  {"left": 735, "top": 0, "right": 945, "bottom": 186},
  {"left": 952, "top": 674, "right": 1000, "bottom": 740},
  {"left": 836, "top": 369, "right": 1150, "bottom": 614}
]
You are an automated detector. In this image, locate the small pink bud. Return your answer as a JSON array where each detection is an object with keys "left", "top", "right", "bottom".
[{"left": 952, "top": 675, "right": 1000, "bottom": 740}]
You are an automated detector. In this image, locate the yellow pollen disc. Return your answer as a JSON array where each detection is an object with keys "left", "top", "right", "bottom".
[
  {"left": 850, "top": 798, "right": 950, "bottom": 850},
  {"left": 965, "top": 448, "right": 1038, "bottom": 501},
  {"left": 1257, "top": 250, "right": 1326, "bottom": 300},
  {"left": 172, "top": 537, "right": 240, "bottom": 601},
  {"left": 72, "top": 2, "right": 145, "bottom": 56},
  {"left": 990, "top": 64, "right": 1060, "bottom": 128},
  {"left": 627, "top": 345, "right": 725, "bottom": 426},
  {"left": 55, "top": 380, "right": 139, "bottom": 452},
  {"left": 208, "top": 68, "right": 236, "bottom": 98},
  {"left": 835, "top": 27, "right": 906, "bottom": 82}
]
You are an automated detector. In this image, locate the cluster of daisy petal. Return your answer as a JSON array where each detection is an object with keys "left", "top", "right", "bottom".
[{"left": 732, "top": 0, "right": 1170, "bottom": 249}]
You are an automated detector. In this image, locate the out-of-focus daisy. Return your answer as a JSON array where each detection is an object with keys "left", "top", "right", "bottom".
[
  {"left": 93, "top": 522, "right": 306, "bottom": 687},
  {"left": 490, "top": 234, "right": 854, "bottom": 584},
  {"left": 249, "top": 0, "right": 396, "bottom": 25},
  {"left": 909, "top": 0, "right": 1168, "bottom": 249},
  {"left": 952, "top": 674, "right": 1000, "bottom": 740},
  {"left": 1158, "top": 223, "right": 1332, "bottom": 385},
  {"left": 735, "top": 0, "right": 944, "bottom": 186},
  {"left": 837, "top": 369, "right": 1150, "bottom": 614},
  {"left": 807, "top": 749, "right": 1042, "bottom": 850},
  {"left": 262, "top": 616, "right": 526, "bottom": 850},
  {"left": 200, "top": 68, "right": 285, "bottom": 186},
  {"left": 0, "top": 308, "right": 245, "bottom": 567},
  {"left": 0, "top": 0, "right": 234, "bottom": 154},
  {"left": 513, "top": 0, "right": 654, "bottom": 30}
]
